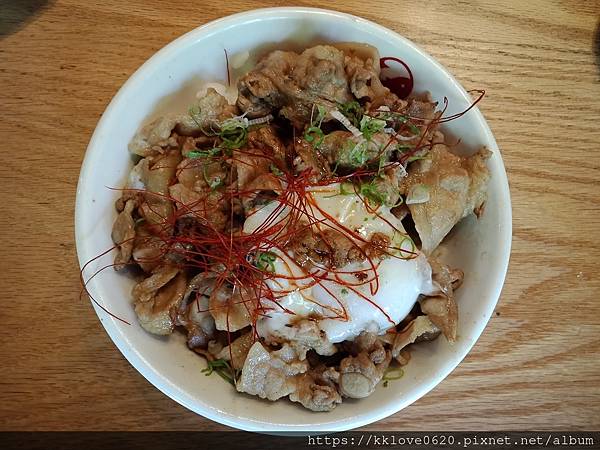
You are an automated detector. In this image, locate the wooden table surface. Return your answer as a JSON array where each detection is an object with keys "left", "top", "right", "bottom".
[{"left": 1, "top": 0, "right": 599, "bottom": 431}]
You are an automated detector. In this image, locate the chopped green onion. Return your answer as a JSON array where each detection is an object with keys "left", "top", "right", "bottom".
[
  {"left": 202, "top": 358, "right": 236, "bottom": 385},
  {"left": 406, "top": 155, "right": 427, "bottom": 163},
  {"left": 324, "top": 181, "right": 354, "bottom": 198},
  {"left": 383, "top": 367, "right": 404, "bottom": 381},
  {"left": 408, "top": 123, "right": 421, "bottom": 136},
  {"left": 341, "top": 288, "right": 349, "bottom": 295},
  {"left": 188, "top": 105, "right": 203, "bottom": 127},
  {"left": 392, "top": 233, "right": 416, "bottom": 259},
  {"left": 201, "top": 162, "right": 223, "bottom": 191},
  {"left": 304, "top": 126, "right": 325, "bottom": 148},
  {"left": 185, "top": 147, "right": 221, "bottom": 159},
  {"left": 389, "top": 195, "right": 404, "bottom": 208},
  {"left": 338, "top": 100, "right": 363, "bottom": 127},
  {"left": 219, "top": 118, "right": 248, "bottom": 149},
  {"left": 312, "top": 104, "right": 327, "bottom": 127},
  {"left": 347, "top": 139, "right": 369, "bottom": 167},
  {"left": 255, "top": 251, "right": 277, "bottom": 272},
  {"left": 360, "top": 116, "right": 386, "bottom": 141},
  {"left": 375, "top": 110, "right": 409, "bottom": 124},
  {"left": 377, "top": 152, "right": 387, "bottom": 175},
  {"left": 359, "top": 181, "right": 387, "bottom": 206},
  {"left": 208, "top": 176, "right": 222, "bottom": 190},
  {"left": 339, "top": 182, "right": 354, "bottom": 196}
]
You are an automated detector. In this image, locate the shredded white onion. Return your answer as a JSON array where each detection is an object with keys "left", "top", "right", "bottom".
[
  {"left": 230, "top": 50, "right": 250, "bottom": 69},
  {"left": 196, "top": 82, "right": 238, "bottom": 105},
  {"left": 330, "top": 109, "right": 362, "bottom": 137},
  {"left": 247, "top": 114, "right": 273, "bottom": 126},
  {"left": 396, "top": 164, "right": 408, "bottom": 179},
  {"left": 393, "top": 132, "right": 416, "bottom": 141}
]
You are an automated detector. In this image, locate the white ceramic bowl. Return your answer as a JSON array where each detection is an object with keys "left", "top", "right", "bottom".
[{"left": 75, "top": 7, "right": 511, "bottom": 432}]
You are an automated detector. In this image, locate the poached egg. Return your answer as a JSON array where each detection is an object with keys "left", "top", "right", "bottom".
[{"left": 243, "top": 183, "right": 434, "bottom": 346}]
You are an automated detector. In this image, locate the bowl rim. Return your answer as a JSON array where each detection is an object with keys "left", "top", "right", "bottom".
[{"left": 75, "top": 6, "right": 512, "bottom": 432}]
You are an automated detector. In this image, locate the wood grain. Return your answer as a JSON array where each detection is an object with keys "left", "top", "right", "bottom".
[{"left": 1, "top": 0, "right": 599, "bottom": 431}]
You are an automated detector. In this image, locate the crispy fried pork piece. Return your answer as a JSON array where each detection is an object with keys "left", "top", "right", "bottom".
[
  {"left": 216, "top": 331, "right": 255, "bottom": 370},
  {"left": 129, "top": 89, "right": 237, "bottom": 156},
  {"left": 391, "top": 315, "right": 441, "bottom": 362},
  {"left": 236, "top": 342, "right": 309, "bottom": 401},
  {"left": 131, "top": 221, "right": 167, "bottom": 273},
  {"left": 416, "top": 259, "right": 463, "bottom": 343},
  {"left": 237, "top": 342, "right": 342, "bottom": 411},
  {"left": 132, "top": 265, "right": 187, "bottom": 335},
  {"left": 263, "top": 319, "right": 337, "bottom": 360},
  {"left": 286, "top": 227, "right": 364, "bottom": 269},
  {"left": 168, "top": 183, "right": 229, "bottom": 232},
  {"left": 290, "top": 366, "right": 342, "bottom": 412},
  {"left": 402, "top": 145, "right": 491, "bottom": 254},
  {"left": 236, "top": 50, "right": 295, "bottom": 118},
  {"left": 232, "top": 126, "right": 286, "bottom": 210},
  {"left": 208, "top": 283, "right": 255, "bottom": 333},
  {"left": 175, "top": 273, "right": 217, "bottom": 349},
  {"left": 138, "top": 149, "right": 181, "bottom": 227},
  {"left": 111, "top": 199, "right": 136, "bottom": 270},
  {"left": 338, "top": 332, "right": 391, "bottom": 398},
  {"left": 237, "top": 46, "right": 354, "bottom": 128},
  {"left": 429, "top": 258, "right": 464, "bottom": 297},
  {"left": 176, "top": 151, "right": 227, "bottom": 192},
  {"left": 246, "top": 125, "right": 288, "bottom": 162},
  {"left": 419, "top": 295, "right": 458, "bottom": 343},
  {"left": 293, "top": 137, "right": 332, "bottom": 181}
]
